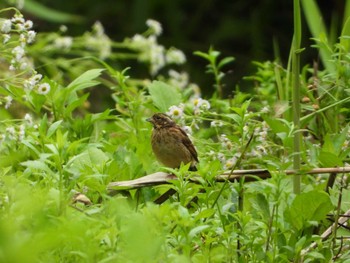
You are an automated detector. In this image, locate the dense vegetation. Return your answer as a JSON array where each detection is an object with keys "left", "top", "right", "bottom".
[{"left": 1, "top": 1, "right": 350, "bottom": 262}]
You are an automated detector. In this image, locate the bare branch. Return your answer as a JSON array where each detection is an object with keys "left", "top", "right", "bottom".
[{"left": 107, "top": 167, "right": 350, "bottom": 191}]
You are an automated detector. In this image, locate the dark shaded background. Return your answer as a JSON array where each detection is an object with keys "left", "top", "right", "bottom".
[{"left": 14, "top": 0, "right": 347, "bottom": 96}]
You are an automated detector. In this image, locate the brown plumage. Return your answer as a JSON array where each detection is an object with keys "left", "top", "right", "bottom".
[{"left": 147, "top": 113, "right": 198, "bottom": 171}]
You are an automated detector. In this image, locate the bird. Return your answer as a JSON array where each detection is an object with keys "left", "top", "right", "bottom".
[{"left": 147, "top": 113, "right": 198, "bottom": 171}]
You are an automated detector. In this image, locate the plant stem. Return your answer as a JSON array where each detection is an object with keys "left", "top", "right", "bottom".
[{"left": 292, "top": 0, "right": 302, "bottom": 194}]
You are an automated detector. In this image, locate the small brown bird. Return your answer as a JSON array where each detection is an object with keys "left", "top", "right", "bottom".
[{"left": 147, "top": 113, "right": 198, "bottom": 171}]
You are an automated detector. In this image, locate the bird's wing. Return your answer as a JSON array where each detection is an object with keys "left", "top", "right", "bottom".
[{"left": 179, "top": 128, "right": 199, "bottom": 163}]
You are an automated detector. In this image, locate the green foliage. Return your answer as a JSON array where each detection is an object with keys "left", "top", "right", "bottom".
[
  {"left": 194, "top": 47, "right": 235, "bottom": 98},
  {"left": 148, "top": 80, "right": 182, "bottom": 112},
  {"left": 0, "top": 5, "right": 350, "bottom": 263}
]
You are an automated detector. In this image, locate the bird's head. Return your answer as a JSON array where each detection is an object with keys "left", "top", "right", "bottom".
[{"left": 147, "top": 113, "right": 176, "bottom": 129}]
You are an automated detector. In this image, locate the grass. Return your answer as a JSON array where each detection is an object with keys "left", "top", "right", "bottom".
[{"left": 1, "top": 3, "right": 350, "bottom": 263}]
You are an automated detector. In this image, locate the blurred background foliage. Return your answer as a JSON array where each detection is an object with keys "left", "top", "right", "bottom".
[{"left": 1, "top": 0, "right": 347, "bottom": 96}]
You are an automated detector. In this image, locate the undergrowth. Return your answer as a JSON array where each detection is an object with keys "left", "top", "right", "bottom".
[{"left": 1, "top": 2, "right": 350, "bottom": 262}]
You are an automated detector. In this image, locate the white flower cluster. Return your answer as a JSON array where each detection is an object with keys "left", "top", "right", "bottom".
[
  {"left": 1, "top": 13, "right": 36, "bottom": 71},
  {"left": 84, "top": 21, "right": 111, "bottom": 59},
  {"left": 168, "top": 70, "right": 188, "bottom": 89},
  {"left": 54, "top": 36, "right": 73, "bottom": 50},
  {"left": 129, "top": 19, "right": 186, "bottom": 75}
]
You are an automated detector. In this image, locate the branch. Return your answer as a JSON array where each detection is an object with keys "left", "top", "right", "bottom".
[
  {"left": 301, "top": 209, "right": 350, "bottom": 257},
  {"left": 107, "top": 167, "right": 350, "bottom": 192}
]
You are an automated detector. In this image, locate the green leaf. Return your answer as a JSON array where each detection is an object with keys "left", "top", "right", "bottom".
[
  {"left": 21, "top": 160, "right": 52, "bottom": 174},
  {"left": 188, "top": 225, "right": 210, "bottom": 239},
  {"left": 193, "top": 51, "right": 211, "bottom": 61},
  {"left": 218, "top": 56, "right": 235, "bottom": 70},
  {"left": 341, "top": 15, "right": 350, "bottom": 52},
  {"left": 67, "top": 69, "right": 104, "bottom": 92},
  {"left": 284, "top": 191, "right": 333, "bottom": 230},
  {"left": 47, "top": 120, "right": 63, "bottom": 138},
  {"left": 147, "top": 81, "right": 181, "bottom": 112},
  {"left": 263, "top": 117, "right": 290, "bottom": 134},
  {"left": 66, "top": 93, "right": 90, "bottom": 116},
  {"left": 66, "top": 147, "right": 109, "bottom": 173},
  {"left": 195, "top": 208, "right": 216, "bottom": 220},
  {"left": 38, "top": 114, "right": 48, "bottom": 138},
  {"left": 318, "top": 151, "right": 343, "bottom": 167},
  {"left": 24, "top": 0, "right": 84, "bottom": 23},
  {"left": 226, "top": 113, "right": 242, "bottom": 125},
  {"left": 255, "top": 193, "right": 270, "bottom": 219}
]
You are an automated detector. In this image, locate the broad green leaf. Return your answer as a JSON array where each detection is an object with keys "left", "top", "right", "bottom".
[
  {"left": 21, "top": 160, "right": 52, "bottom": 174},
  {"left": 195, "top": 208, "right": 216, "bottom": 220},
  {"left": 66, "top": 93, "right": 90, "bottom": 116},
  {"left": 67, "top": 69, "right": 104, "bottom": 92},
  {"left": 66, "top": 147, "right": 109, "bottom": 173},
  {"left": 226, "top": 113, "right": 242, "bottom": 125},
  {"left": 47, "top": 120, "right": 63, "bottom": 138},
  {"left": 285, "top": 190, "right": 333, "bottom": 230},
  {"left": 255, "top": 193, "right": 270, "bottom": 219},
  {"left": 318, "top": 151, "right": 343, "bottom": 167},
  {"left": 263, "top": 117, "right": 289, "bottom": 134},
  {"left": 188, "top": 225, "right": 210, "bottom": 239},
  {"left": 148, "top": 81, "right": 181, "bottom": 112}
]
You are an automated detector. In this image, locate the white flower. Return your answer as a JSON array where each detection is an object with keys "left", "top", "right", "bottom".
[
  {"left": 166, "top": 48, "right": 186, "bottom": 64},
  {"left": 224, "top": 157, "right": 237, "bottom": 170},
  {"left": 15, "top": 23, "right": 25, "bottom": 31},
  {"left": 37, "top": 83, "right": 51, "bottom": 95},
  {"left": 19, "top": 33, "right": 26, "bottom": 43},
  {"left": 243, "top": 125, "right": 249, "bottom": 133},
  {"left": 1, "top": 19, "right": 12, "bottom": 33},
  {"left": 24, "top": 74, "right": 42, "bottom": 90},
  {"left": 3, "top": 34, "right": 10, "bottom": 44},
  {"left": 168, "top": 70, "right": 188, "bottom": 89},
  {"left": 24, "top": 20, "right": 33, "bottom": 30},
  {"left": 193, "top": 97, "right": 210, "bottom": 110},
  {"left": 146, "top": 19, "right": 162, "bottom": 36},
  {"left": 12, "top": 46, "right": 25, "bottom": 61},
  {"left": 210, "top": 120, "right": 224, "bottom": 128},
  {"left": 182, "top": 126, "right": 192, "bottom": 135},
  {"left": 27, "top": 30, "right": 36, "bottom": 43},
  {"left": 92, "top": 21, "right": 104, "bottom": 37},
  {"left": 219, "top": 134, "right": 233, "bottom": 149},
  {"left": 24, "top": 113, "right": 33, "bottom": 124},
  {"left": 5, "top": 96, "right": 13, "bottom": 109},
  {"left": 19, "top": 124, "right": 25, "bottom": 141},
  {"left": 131, "top": 34, "right": 148, "bottom": 47},
  {"left": 217, "top": 152, "right": 226, "bottom": 163},
  {"left": 32, "top": 74, "right": 42, "bottom": 82},
  {"left": 150, "top": 44, "right": 165, "bottom": 75},
  {"left": 19, "top": 61, "right": 28, "bottom": 70},
  {"left": 167, "top": 105, "right": 184, "bottom": 119},
  {"left": 6, "top": 127, "right": 16, "bottom": 139},
  {"left": 59, "top": 25, "right": 68, "bottom": 32},
  {"left": 54, "top": 36, "right": 73, "bottom": 50},
  {"left": 11, "top": 14, "right": 24, "bottom": 24},
  {"left": 261, "top": 106, "right": 270, "bottom": 113}
]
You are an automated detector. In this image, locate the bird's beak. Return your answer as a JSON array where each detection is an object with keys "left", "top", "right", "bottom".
[{"left": 146, "top": 117, "right": 152, "bottom": 123}]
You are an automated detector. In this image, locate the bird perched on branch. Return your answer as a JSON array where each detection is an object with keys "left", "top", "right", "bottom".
[{"left": 147, "top": 113, "right": 198, "bottom": 171}]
